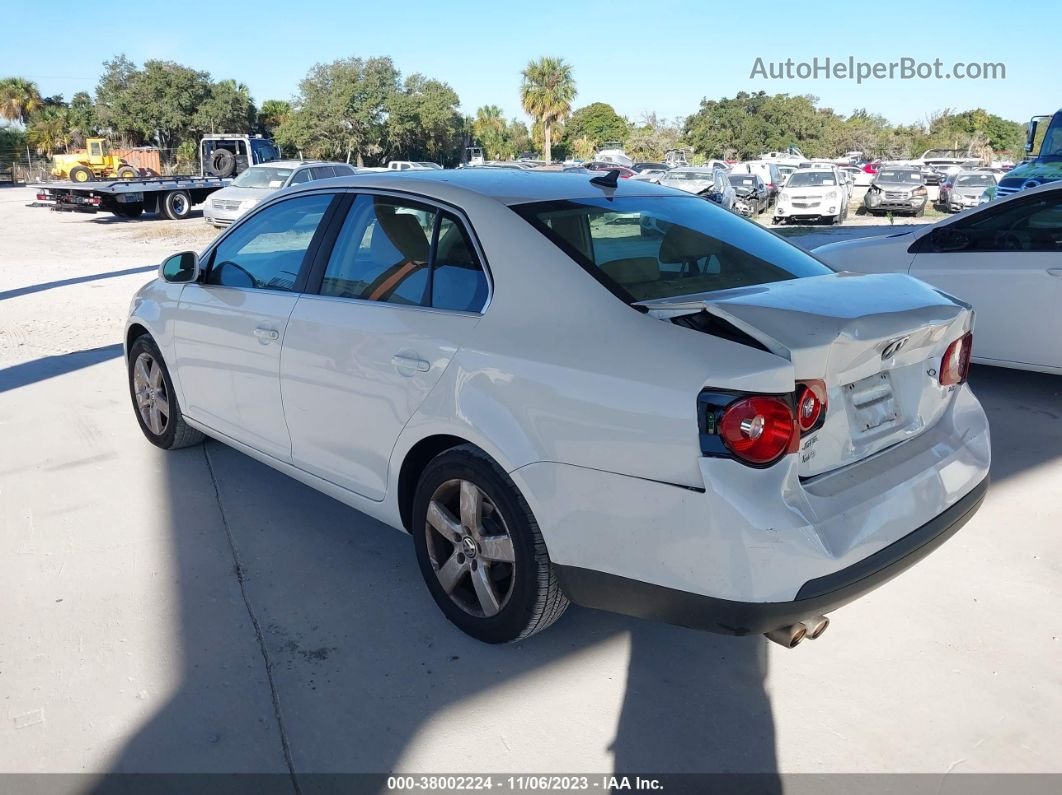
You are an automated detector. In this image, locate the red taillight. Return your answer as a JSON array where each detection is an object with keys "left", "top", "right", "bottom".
[
  {"left": 719, "top": 396, "right": 798, "bottom": 465},
  {"left": 940, "top": 332, "right": 973, "bottom": 386},
  {"left": 796, "top": 379, "right": 828, "bottom": 432}
]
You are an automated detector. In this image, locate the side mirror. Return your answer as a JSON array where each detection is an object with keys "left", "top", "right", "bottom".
[{"left": 160, "top": 251, "right": 200, "bottom": 283}]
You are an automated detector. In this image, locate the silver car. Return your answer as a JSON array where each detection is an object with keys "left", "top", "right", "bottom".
[
  {"left": 941, "top": 170, "right": 999, "bottom": 213},
  {"left": 863, "top": 167, "right": 929, "bottom": 217},
  {"left": 204, "top": 161, "right": 359, "bottom": 227},
  {"left": 659, "top": 167, "right": 736, "bottom": 210}
]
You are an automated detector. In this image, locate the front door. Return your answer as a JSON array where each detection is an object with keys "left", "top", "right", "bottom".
[{"left": 173, "top": 192, "right": 337, "bottom": 460}]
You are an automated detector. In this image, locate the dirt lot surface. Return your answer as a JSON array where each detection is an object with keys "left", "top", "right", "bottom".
[{"left": 1, "top": 187, "right": 1060, "bottom": 783}]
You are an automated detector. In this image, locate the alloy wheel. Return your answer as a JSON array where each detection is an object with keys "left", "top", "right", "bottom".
[
  {"left": 424, "top": 479, "right": 516, "bottom": 618},
  {"left": 132, "top": 352, "right": 170, "bottom": 436}
]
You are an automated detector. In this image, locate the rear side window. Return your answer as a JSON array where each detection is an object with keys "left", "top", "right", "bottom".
[
  {"left": 319, "top": 196, "right": 488, "bottom": 312},
  {"left": 311, "top": 166, "right": 336, "bottom": 180},
  {"left": 515, "top": 196, "right": 832, "bottom": 304}
]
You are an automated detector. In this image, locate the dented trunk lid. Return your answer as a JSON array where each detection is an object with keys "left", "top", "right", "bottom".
[{"left": 641, "top": 272, "right": 973, "bottom": 477}]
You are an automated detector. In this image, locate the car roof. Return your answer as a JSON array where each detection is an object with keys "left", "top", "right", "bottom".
[
  {"left": 292, "top": 168, "right": 680, "bottom": 206},
  {"left": 253, "top": 160, "right": 350, "bottom": 169}
]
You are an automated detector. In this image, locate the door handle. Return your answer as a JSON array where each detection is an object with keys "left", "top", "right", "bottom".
[
  {"left": 253, "top": 327, "right": 280, "bottom": 342},
  {"left": 391, "top": 354, "right": 430, "bottom": 374},
  {"left": 1048, "top": 268, "right": 1062, "bottom": 278}
]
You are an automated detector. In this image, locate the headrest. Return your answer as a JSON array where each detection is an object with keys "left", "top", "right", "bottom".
[
  {"left": 600, "top": 257, "right": 660, "bottom": 285},
  {"left": 659, "top": 225, "right": 721, "bottom": 263},
  {"left": 376, "top": 211, "right": 429, "bottom": 263}
]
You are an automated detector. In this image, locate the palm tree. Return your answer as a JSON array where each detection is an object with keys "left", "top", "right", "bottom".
[
  {"left": 519, "top": 57, "right": 575, "bottom": 163},
  {"left": 473, "top": 105, "right": 506, "bottom": 159},
  {"left": 0, "top": 77, "right": 44, "bottom": 125}
]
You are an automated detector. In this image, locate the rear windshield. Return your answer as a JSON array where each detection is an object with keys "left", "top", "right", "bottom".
[{"left": 513, "top": 196, "right": 832, "bottom": 304}]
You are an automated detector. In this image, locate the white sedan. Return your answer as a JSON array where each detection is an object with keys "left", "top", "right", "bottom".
[
  {"left": 815, "top": 181, "right": 1062, "bottom": 374},
  {"left": 125, "top": 171, "right": 990, "bottom": 647}
]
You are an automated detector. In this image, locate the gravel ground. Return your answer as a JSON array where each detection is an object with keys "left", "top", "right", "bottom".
[{"left": 1, "top": 186, "right": 1059, "bottom": 784}]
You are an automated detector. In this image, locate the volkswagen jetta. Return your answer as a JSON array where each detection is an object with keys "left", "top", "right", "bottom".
[{"left": 125, "top": 170, "right": 990, "bottom": 646}]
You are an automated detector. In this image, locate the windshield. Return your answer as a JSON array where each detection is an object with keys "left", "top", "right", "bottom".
[
  {"left": 1041, "top": 116, "right": 1062, "bottom": 159},
  {"left": 955, "top": 174, "right": 995, "bottom": 187},
  {"left": 785, "top": 171, "right": 836, "bottom": 187},
  {"left": 664, "top": 171, "right": 712, "bottom": 181},
  {"left": 231, "top": 166, "right": 294, "bottom": 188},
  {"left": 877, "top": 170, "right": 922, "bottom": 183},
  {"left": 514, "top": 196, "right": 832, "bottom": 304}
]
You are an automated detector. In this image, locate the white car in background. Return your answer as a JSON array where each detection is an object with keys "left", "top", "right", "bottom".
[
  {"left": 204, "top": 161, "right": 358, "bottom": 227},
  {"left": 125, "top": 170, "right": 989, "bottom": 648},
  {"left": 773, "top": 167, "right": 849, "bottom": 224},
  {"left": 815, "top": 181, "right": 1062, "bottom": 373}
]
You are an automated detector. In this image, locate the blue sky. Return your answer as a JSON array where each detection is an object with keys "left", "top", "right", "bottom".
[{"left": 0, "top": 0, "right": 1045, "bottom": 126}]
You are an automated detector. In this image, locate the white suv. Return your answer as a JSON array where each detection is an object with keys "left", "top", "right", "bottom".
[{"left": 774, "top": 167, "right": 849, "bottom": 224}]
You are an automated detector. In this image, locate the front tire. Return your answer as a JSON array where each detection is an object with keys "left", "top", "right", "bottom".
[
  {"left": 412, "top": 445, "right": 569, "bottom": 643},
  {"left": 70, "top": 165, "right": 93, "bottom": 183},
  {"left": 127, "top": 335, "right": 204, "bottom": 450}
]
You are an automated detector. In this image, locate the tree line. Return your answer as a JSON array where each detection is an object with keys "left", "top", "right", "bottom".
[{"left": 0, "top": 57, "right": 1027, "bottom": 172}]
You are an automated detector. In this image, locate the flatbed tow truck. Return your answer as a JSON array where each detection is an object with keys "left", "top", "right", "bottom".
[
  {"left": 33, "top": 174, "right": 230, "bottom": 219},
  {"left": 31, "top": 134, "right": 280, "bottom": 220}
]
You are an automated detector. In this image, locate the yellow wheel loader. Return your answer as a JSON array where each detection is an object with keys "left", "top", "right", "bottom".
[{"left": 50, "top": 138, "right": 139, "bottom": 182}]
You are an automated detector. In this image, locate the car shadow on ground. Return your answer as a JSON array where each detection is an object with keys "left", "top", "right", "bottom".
[
  {"left": 967, "top": 365, "right": 1062, "bottom": 484},
  {"left": 90, "top": 209, "right": 205, "bottom": 224},
  {"left": 82, "top": 365, "right": 1057, "bottom": 790},
  {"left": 94, "top": 439, "right": 780, "bottom": 790}
]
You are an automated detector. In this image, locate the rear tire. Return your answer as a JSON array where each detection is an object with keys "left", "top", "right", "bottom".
[
  {"left": 70, "top": 165, "right": 93, "bottom": 183},
  {"left": 127, "top": 335, "right": 204, "bottom": 450},
  {"left": 116, "top": 166, "right": 138, "bottom": 180},
  {"left": 411, "top": 445, "right": 569, "bottom": 643},
  {"left": 161, "top": 190, "right": 191, "bottom": 220}
]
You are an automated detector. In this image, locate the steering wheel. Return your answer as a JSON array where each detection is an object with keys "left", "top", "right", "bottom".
[
  {"left": 996, "top": 231, "right": 1026, "bottom": 252},
  {"left": 213, "top": 260, "right": 258, "bottom": 288}
]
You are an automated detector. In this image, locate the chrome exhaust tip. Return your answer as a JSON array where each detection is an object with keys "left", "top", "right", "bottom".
[
  {"left": 801, "top": 615, "right": 830, "bottom": 640},
  {"left": 764, "top": 624, "right": 808, "bottom": 648}
]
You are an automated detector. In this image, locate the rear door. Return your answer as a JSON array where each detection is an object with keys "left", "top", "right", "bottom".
[
  {"left": 173, "top": 192, "right": 338, "bottom": 459},
  {"left": 909, "top": 188, "right": 1062, "bottom": 369},
  {"left": 281, "top": 193, "right": 490, "bottom": 500}
]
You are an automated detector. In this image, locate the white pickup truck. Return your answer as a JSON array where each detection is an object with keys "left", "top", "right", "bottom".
[{"left": 386, "top": 160, "right": 443, "bottom": 171}]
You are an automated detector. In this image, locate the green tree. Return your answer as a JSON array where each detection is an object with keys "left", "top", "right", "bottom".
[
  {"left": 387, "top": 73, "right": 462, "bottom": 163},
  {"left": 195, "top": 79, "right": 256, "bottom": 134},
  {"left": 472, "top": 104, "right": 507, "bottom": 159},
  {"left": 565, "top": 102, "right": 628, "bottom": 152},
  {"left": 0, "top": 77, "right": 44, "bottom": 125},
  {"left": 27, "top": 105, "right": 73, "bottom": 154},
  {"left": 277, "top": 56, "right": 400, "bottom": 164},
  {"left": 257, "top": 99, "right": 292, "bottom": 135},
  {"left": 519, "top": 57, "right": 576, "bottom": 162},
  {"left": 625, "top": 113, "right": 684, "bottom": 161}
]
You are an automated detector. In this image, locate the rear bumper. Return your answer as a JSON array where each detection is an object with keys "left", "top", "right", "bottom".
[
  {"left": 514, "top": 384, "right": 990, "bottom": 634},
  {"left": 555, "top": 475, "right": 987, "bottom": 635}
]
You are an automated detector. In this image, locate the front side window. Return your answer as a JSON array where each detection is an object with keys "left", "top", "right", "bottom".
[
  {"left": 206, "top": 193, "right": 334, "bottom": 291},
  {"left": 288, "top": 169, "right": 313, "bottom": 185},
  {"left": 930, "top": 193, "right": 1062, "bottom": 253},
  {"left": 320, "top": 196, "right": 488, "bottom": 311},
  {"left": 515, "top": 196, "right": 832, "bottom": 303}
]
